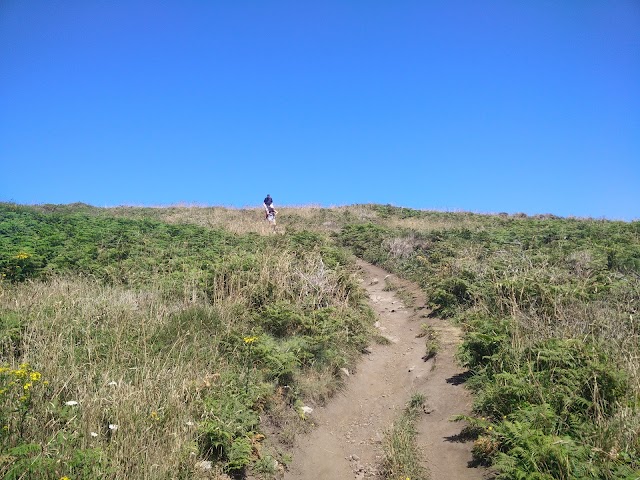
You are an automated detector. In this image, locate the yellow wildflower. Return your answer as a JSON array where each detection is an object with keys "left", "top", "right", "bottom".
[
  {"left": 243, "top": 336, "right": 257, "bottom": 344},
  {"left": 30, "top": 371, "right": 41, "bottom": 382},
  {"left": 15, "top": 252, "right": 30, "bottom": 259},
  {"left": 150, "top": 411, "right": 158, "bottom": 420},
  {"left": 23, "top": 382, "right": 32, "bottom": 391}
]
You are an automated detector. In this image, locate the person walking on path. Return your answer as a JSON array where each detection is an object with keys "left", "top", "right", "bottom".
[
  {"left": 266, "top": 205, "right": 278, "bottom": 231},
  {"left": 263, "top": 194, "right": 274, "bottom": 214},
  {"left": 263, "top": 194, "right": 278, "bottom": 232}
]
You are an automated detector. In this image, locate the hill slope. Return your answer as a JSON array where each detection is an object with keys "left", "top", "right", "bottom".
[{"left": 1, "top": 203, "right": 638, "bottom": 479}]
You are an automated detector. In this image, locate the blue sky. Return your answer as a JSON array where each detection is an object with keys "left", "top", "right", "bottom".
[{"left": 1, "top": 1, "right": 638, "bottom": 219}]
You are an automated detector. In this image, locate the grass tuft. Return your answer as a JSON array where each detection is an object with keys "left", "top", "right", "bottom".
[{"left": 380, "top": 393, "right": 429, "bottom": 480}]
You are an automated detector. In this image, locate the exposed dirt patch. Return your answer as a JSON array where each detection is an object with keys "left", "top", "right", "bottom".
[{"left": 282, "top": 260, "right": 488, "bottom": 479}]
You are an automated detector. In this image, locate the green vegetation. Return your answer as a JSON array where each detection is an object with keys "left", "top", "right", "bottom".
[
  {"left": 381, "top": 393, "right": 429, "bottom": 480},
  {"left": 418, "top": 323, "right": 439, "bottom": 361},
  {"left": 0, "top": 203, "right": 372, "bottom": 478},
  {"left": 2, "top": 202, "right": 639, "bottom": 478},
  {"left": 337, "top": 206, "right": 640, "bottom": 479}
]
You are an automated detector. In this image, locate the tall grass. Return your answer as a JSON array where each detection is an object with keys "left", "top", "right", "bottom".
[
  {"left": 3, "top": 202, "right": 638, "bottom": 478},
  {"left": 0, "top": 203, "right": 373, "bottom": 478}
]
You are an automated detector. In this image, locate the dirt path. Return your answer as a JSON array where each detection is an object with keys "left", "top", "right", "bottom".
[{"left": 283, "top": 260, "right": 487, "bottom": 479}]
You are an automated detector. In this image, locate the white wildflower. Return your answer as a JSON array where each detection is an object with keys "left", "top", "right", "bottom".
[{"left": 195, "top": 460, "right": 212, "bottom": 471}]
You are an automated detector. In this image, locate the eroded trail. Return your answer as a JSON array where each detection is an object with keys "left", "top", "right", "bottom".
[{"left": 283, "top": 261, "right": 486, "bottom": 479}]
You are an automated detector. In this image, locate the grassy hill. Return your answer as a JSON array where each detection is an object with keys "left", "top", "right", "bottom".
[
  {"left": 1, "top": 203, "right": 638, "bottom": 479},
  {"left": 336, "top": 206, "right": 640, "bottom": 479}
]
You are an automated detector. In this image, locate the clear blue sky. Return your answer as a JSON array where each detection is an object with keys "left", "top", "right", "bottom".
[{"left": 1, "top": 1, "right": 638, "bottom": 219}]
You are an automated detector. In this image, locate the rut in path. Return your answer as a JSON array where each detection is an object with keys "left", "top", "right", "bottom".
[{"left": 283, "top": 260, "right": 487, "bottom": 480}]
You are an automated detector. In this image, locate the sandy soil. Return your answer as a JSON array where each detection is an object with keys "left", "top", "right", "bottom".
[{"left": 282, "top": 260, "right": 488, "bottom": 479}]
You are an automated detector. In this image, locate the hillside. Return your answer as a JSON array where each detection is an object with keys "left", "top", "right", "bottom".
[{"left": 1, "top": 203, "right": 639, "bottom": 479}]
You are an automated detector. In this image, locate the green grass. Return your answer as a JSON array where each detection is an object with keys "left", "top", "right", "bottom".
[
  {"left": 337, "top": 205, "right": 640, "bottom": 479},
  {"left": 418, "top": 323, "right": 439, "bottom": 361},
  {"left": 2, "top": 202, "right": 639, "bottom": 478},
  {"left": 0, "top": 203, "right": 373, "bottom": 478},
  {"left": 381, "top": 393, "right": 429, "bottom": 480}
]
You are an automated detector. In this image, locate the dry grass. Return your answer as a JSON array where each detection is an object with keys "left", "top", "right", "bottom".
[
  {"left": 2, "top": 277, "right": 221, "bottom": 477},
  {"left": 103, "top": 204, "right": 495, "bottom": 236},
  {"left": 0, "top": 240, "right": 368, "bottom": 477},
  {"left": 5, "top": 203, "right": 636, "bottom": 477}
]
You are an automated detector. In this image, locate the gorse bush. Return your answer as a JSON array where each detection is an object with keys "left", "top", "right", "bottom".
[{"left": 0, "top": 251, "right": 43, "bottom": 282}]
